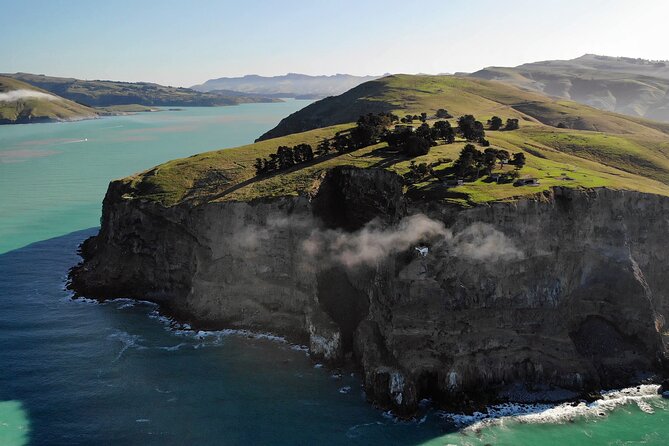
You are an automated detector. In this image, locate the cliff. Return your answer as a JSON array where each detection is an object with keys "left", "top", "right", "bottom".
[{"left": 70, "top": 166, "right": 669, "bottom": 415}]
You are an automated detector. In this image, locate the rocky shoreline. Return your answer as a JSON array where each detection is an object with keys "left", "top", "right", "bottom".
[{"left": 69, "top": 166, "right": 669, "bottom": 415}]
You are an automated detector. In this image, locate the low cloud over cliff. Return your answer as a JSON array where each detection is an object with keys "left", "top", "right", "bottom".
[{"left": 229, "top": 213, "right": 523, "bottom": 270}]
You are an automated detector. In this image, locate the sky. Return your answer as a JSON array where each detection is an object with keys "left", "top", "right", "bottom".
[{"left": 2, "top": 0, "right": 668, "bottom": 87}]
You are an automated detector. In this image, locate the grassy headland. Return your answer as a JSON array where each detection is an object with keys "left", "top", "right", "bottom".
[{"left": 117, "top": 75, "right": 669, "bottom": 207}]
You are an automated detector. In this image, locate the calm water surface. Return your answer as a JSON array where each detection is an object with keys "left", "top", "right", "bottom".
[{"left": 1, "top": 104, "right": 667, "bottom": 445}]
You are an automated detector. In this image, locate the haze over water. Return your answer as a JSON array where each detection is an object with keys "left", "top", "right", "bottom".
[{"left": 1, "top": 104, "right": 668, "bottom": 445}]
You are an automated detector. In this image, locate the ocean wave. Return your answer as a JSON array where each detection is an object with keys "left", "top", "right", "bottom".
[{"left": 438, "top": 384, "right": 662, "bottom": 432}]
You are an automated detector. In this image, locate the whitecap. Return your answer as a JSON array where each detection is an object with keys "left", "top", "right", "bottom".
[
  {"left": 438, "top": 384, "right": 662, "bottom": 432},
  {"left": 339, "top": 386, "right": 351, "bottom": 394}
]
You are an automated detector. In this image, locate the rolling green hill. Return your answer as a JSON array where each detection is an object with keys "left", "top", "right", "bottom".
[
  {"left": 0, "top": 76, "right": 98, "bottom": 124},
  {"left": 257, "top": 74, "right": 669, "bottom": 141},
  {"left": 118, "top": 74, "right": 669, "bottom": 207},
  {"left": 3, "top": 73, "right": 282, "bottom": 108},
  {"left": 469, "top": 54, "right": 669, "bottom": 122}
]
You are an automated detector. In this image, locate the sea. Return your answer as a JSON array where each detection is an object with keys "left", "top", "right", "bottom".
[{"left": 1, "top": 102, "right": 667, "bottom": 445}]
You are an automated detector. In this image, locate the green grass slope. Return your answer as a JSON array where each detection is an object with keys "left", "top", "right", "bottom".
[
  {"left": 118, "top": 74, "right": 669, "bottom": 207},
  {"left": 0, "top": 76, "right": 98, "bottom": 124},
  {"left": 258, "top": 74, "right": 669, "bottom": 140}
]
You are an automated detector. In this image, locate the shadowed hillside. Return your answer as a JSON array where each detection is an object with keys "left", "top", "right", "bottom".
[{"left": 470, "top": 54, "right": 669, "bottom": 122}]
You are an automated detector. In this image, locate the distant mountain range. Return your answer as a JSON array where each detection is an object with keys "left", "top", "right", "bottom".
[
  {"left": 469, "top": 54, "right": 669, "bottom": 122},
  {"left": 1, "top": 73, "right": 282, "bottom": 109},
  {"left": 191, "top": 73, "right": 383, "bottom": 99}
]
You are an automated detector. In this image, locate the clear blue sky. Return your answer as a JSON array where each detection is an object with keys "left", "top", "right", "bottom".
[{"left": 2, "top": 0, "right": 667, "bottom": 86}]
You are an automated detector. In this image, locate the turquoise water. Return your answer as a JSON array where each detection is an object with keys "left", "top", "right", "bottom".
[{"left": 1, "top": 105, "right": 668, "bottom": 445}]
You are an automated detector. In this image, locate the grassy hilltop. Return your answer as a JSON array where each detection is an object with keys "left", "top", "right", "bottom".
[
  {"left": 120, "top": 74, "right": 669, "bottom": 207},
  {"left": 0, "top": 76, "right": 98, "bottom": 124}
]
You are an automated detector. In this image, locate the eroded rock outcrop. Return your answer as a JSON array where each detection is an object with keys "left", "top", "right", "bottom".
[{"left": 69, "top": 168, "right": 669, "bottom": 415}]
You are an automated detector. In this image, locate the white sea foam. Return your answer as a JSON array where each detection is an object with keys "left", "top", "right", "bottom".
[
  {"left": 339, "top": 386, "right": 352, "bottom": 394},
  {"left": 107, "top": 330, "right": 146, "bottom": 362},
  {"left": 346, "top": 421, "right": 384, "bottom": 439},
  {"left": 438, "top": 384, "right": 662, "bottom": 432}
]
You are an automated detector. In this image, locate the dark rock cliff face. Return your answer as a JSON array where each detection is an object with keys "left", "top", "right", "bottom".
[{"left": 70, "top": 168, "right": 669, "bottom": 415}]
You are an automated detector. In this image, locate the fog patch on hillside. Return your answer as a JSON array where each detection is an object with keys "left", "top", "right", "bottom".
[{"left": 0, "top": 90, "right": 60, "bottom": 102}]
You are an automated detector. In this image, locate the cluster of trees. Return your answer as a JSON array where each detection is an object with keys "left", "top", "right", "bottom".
[
  {"left": 453, "top": 144, "right": 526, "bottom": 179},
  {"left": 383, "top": 120, "right": 455, "bottom": 157},
  {"left": 404, "top": 158, "right": 452, "bottom": 183},
  {"left": 254, "top": 110, "right": 522, "bottom": 176},
  {"left": 254, "top": 143, "right": 315, "bottom": 175},
  {"left": 254, "top": 112, "right": 399, "bottom": 175},
  {"left": 487, "top": 116, "right": 520, "bottom": 131},
  {"left": 400, "top": 112, "right": 428, "bottom": 123}
]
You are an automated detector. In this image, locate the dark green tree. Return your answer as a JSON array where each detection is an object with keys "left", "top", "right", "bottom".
[
  {"left": 505, "top": 118, "right": 520, "bottom": 130},
  {"left": 402, "top": 135, "right": 431, "bottom": 157},
  {"left": 458, "top": 115, "right": 486, "bottom": 141},
  {"left": 511, "top": 152, "right": 526, "bottom": 169},
  {"left": 316, "top": 139, "right": 331, "bottom": 157},
  {"left": 488, "top": 116, "right": 503, "bottom": 130},
  {"left": 276, "top": 146, "right": 295, "bottom": 169},
  {"left": 436, "top": 108, "right": 452, "bottom": 119}
]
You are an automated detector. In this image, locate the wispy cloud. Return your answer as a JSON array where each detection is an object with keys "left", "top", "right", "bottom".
[{"left": 0, "top": 89, "right": 60, "bottom": 102}]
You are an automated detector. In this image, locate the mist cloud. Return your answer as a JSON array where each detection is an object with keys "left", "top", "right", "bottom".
[
  {"left": 302, "top": 214, "right": 449, "bottom": 268},
  {"left": 227, "top": 214, "right": 523, "bottom": 270},
  {"left": 0, "top": 90, "right": 60, "bottom": 102},
  {"left": 449, "top": 222, "right": 524, "bottom": 262}
]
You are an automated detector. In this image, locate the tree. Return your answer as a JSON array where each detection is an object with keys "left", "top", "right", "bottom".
[
  {"left": 483, "top": 148, "right": 498, "bottom": 175},
  {"left": 405, "top": 114, "right": 413, "bottom": 123},
  {"left": 266, "top": 153, "right": 278, "bottom": 172},
  {"left": 276, "top": 146, "right": 295, "bottom": 169},
  {"left": 496, "top": 149, "right": 510, "bottom": 167},
  {"left": 293, "top": 144, "right": 314, "bottom": 163},
  {"left": 415, "top": 123, "right": 434, "bottom": 144},
  {"left": 489, "top": 116, "right": 503, "bottom": 130},
  {"left": 420, "top": 112, "right": 428, "bottom": 123},
  {"left": 505, "top": 118, "right": 520, "bottom": 130},
  {"left": 511, "top": 152, "right": 526, "bottom": 170},
  {"left": 254, "top": 158, "right": 266, "bottom": 175},
  {"left": 316, "top": 139, "right": 331, "bottom": 157},
  {"left": 402, "top": 135, "right": 431, "bottom": 157},
  {"left": 458, "top": 115, "right": 486, "bottom": 141},
  {"left": 478, "top": 137, "right": 490, "bottom": 147},
  {"left": 436, "top": 108, "right": 452, "bottom": 119},
  {"left": 453, "top": 144, "right": 480, "bottom": 178},
  {"left": 333, "top": 132, "right": 353, "bottom": 154},
  {"left": 431, "top": 120, "right": 454, "bottom": 143}
]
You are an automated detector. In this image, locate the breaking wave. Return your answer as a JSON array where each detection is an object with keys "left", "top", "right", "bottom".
[{"left": 438, "top": 385, "right": 663, "bottom": 431}]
